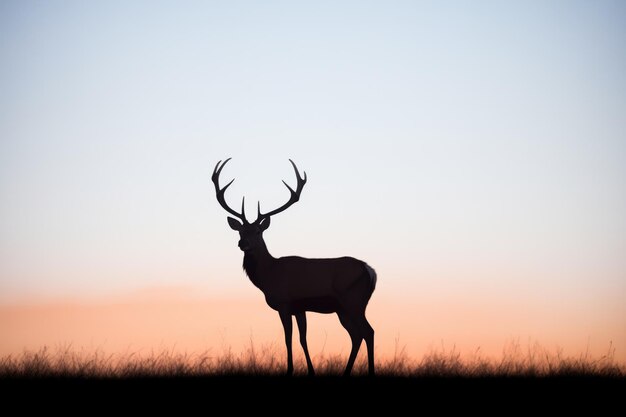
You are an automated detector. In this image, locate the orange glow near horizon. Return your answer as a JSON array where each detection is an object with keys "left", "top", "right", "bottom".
[{"left": 1, "top": 286, "right": 623, "bottom": 363}]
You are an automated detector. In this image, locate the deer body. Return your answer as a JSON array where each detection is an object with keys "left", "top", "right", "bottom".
[
  {"left": 212, "top": 158, "right": 376, "bottom": 376},
  {"left": 244, "top": 252, "right": 376, "bottom": 313}
]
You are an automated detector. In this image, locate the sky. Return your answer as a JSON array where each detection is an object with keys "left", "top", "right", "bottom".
[{"left": 1, "top": 1, "right": 625, "bottom": 361}]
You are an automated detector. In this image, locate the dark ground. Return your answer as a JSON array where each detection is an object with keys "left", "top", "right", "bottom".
[{"left": 1, "top": 376, "right": 624, "bottom": 412}]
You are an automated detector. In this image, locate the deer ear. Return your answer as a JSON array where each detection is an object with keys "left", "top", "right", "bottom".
[
  {"left": 227, "top": 217, "right": 242, "bottom": 231},
  {"left": 258, "top": 217, "right": 271, "bottom": 231}
]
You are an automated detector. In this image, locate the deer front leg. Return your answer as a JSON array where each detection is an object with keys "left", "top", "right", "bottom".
[
  {"left": 295, "top": 312, "right": 315, "bottom": 376},
  {"left": 279, "top": 310, "right": 293, "bottom": 376}
]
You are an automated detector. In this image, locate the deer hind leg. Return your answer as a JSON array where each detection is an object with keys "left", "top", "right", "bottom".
[
  {"left": 354, "top": 314, "right": 375, "bottom": 376},
  {"left": 337, "top": 311, "right": 363, "bottom": 376},
  {"left": 279, "top": 311, "right": 293, "bottom": 376}
]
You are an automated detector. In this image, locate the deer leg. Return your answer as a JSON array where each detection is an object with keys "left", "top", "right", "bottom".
[
  {"left": 355, "top": 315, "right": 375, "bottom": 376},
  {"left": 338, "top": 312, "right": 362, "bottom": 376},
  {"left": 295, "top": 312, "right": 315, "bottom": 376},
  {"left": 279, "top": 311, "right": 293, "bottom": 376}
]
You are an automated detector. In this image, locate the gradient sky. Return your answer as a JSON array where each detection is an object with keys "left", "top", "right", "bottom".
[{"left": 1, "top": 1, "right": 625, "bottom": 360}]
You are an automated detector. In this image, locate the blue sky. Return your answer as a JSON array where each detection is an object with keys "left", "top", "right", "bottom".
[{"left": 0, "top": 0, "right": 625, "bottom": 315}]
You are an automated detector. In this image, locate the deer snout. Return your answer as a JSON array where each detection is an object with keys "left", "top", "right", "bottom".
[{"left": 238, "top": 239, "right": 250, "bottom": 251}]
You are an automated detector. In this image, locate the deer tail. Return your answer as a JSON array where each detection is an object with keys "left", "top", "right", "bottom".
[{"left": 364, "top": 263, "right": 377, "bottom": 292}]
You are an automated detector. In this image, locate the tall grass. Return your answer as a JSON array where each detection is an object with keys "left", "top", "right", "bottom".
[{"left": 0, "top": 341, "right": 622, "bottom": 378}]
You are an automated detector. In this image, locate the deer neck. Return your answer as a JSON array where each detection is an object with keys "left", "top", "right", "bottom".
[{"left": 242, "top": 240, "right": 275, "bottom": 289}]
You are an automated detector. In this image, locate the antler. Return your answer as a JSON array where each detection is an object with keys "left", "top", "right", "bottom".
[
  {"left": 212, "top": 158, "right": 248, "bottom": 223},
  {"left": 256, "top": 159, "right": 307, "bottom": 221}
]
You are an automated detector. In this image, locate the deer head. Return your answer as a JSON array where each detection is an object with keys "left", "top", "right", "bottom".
[{"left": 212, "top": 158, "right": 307, "bottom": 252}]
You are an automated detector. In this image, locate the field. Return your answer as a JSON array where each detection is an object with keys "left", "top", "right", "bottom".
[
  {"left": 1, "top": 342, "right": 623, "bottom": 411},
  {"left": 1, "top": 341, "right": 623, "bottom": 378}
]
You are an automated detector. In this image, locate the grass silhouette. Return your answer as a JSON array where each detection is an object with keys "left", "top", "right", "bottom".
[
  {"left": 2, "top": 342, "right": 623, "bottom": 412},
  {"left": 1, "top": 340, "right": 622, "bottom": 378}
]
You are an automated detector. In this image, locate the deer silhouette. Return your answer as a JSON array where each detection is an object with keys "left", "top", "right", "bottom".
[{"left": 212, "top": 158, "right": 376, "bottom": 376}]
